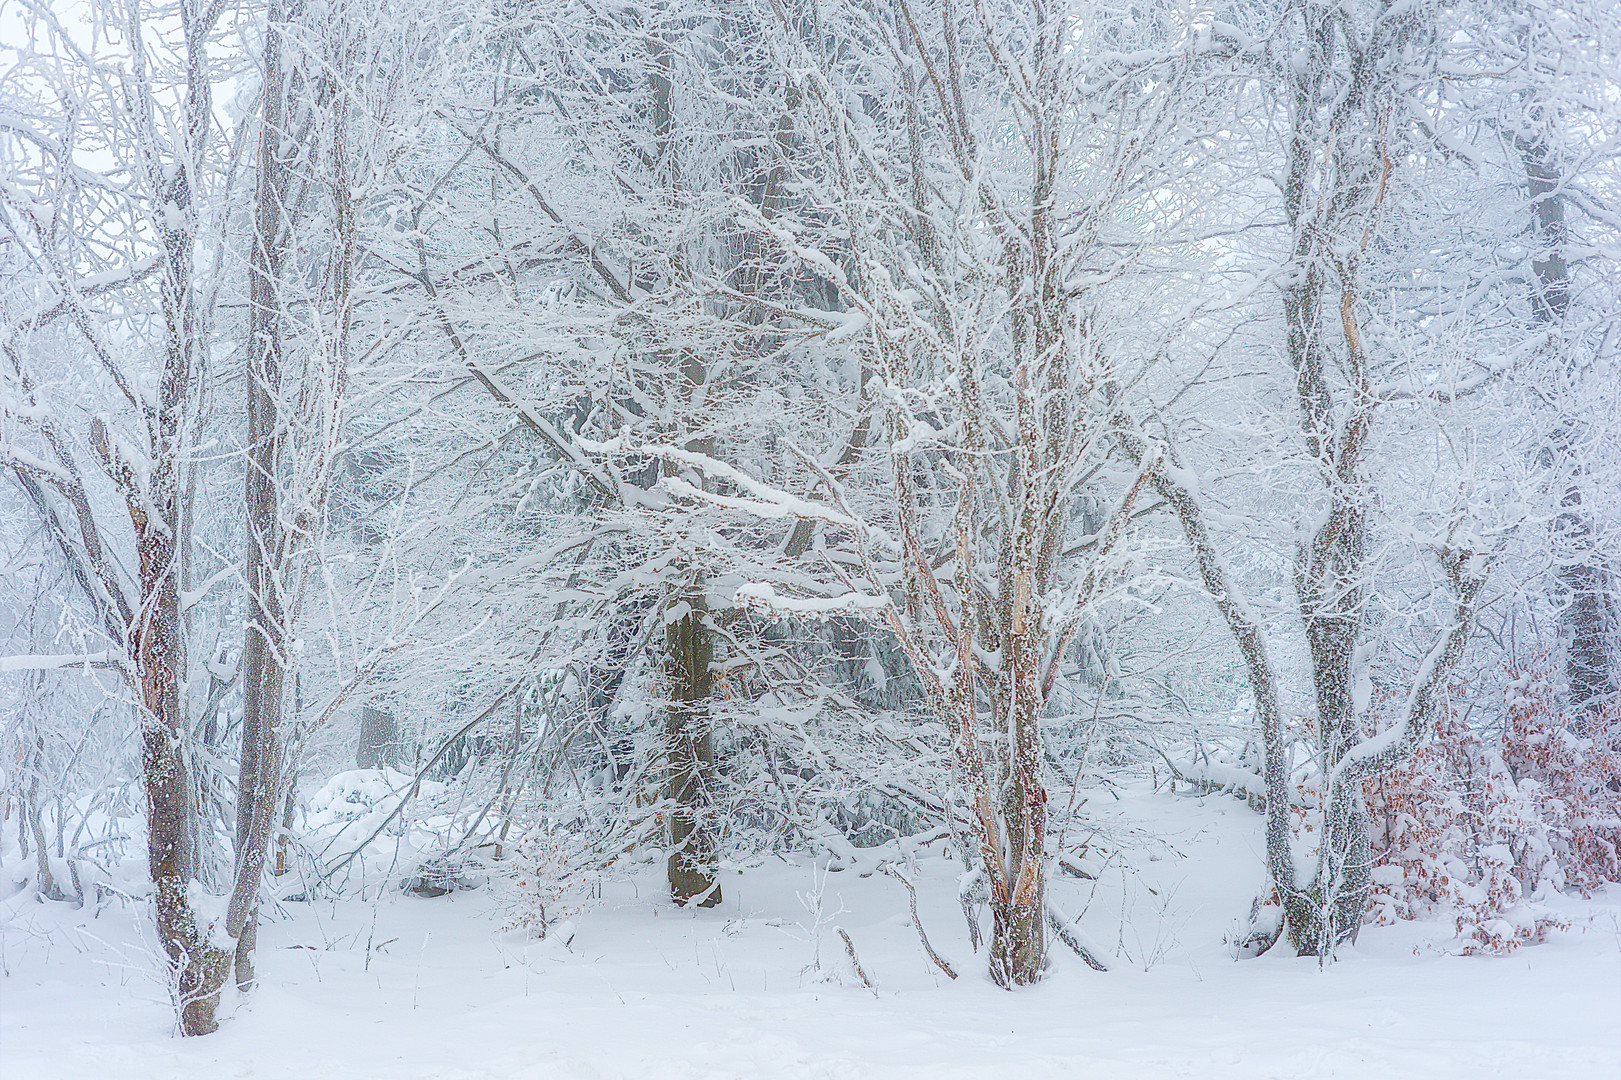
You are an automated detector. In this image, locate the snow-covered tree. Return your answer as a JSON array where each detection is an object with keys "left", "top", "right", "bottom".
[
  {"left": 1138, "top": 0, "right": 1532, "bottom": 956},
  {"left": 654, "top": 0, "right": 1231, "bottom": 985},
  {"left": 0, "top": 0, "right": 248, "bottom": 1031}
]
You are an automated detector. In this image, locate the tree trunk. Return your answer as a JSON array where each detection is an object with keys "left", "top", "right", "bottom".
[
  {"left": 990, "top": 523, "right": 1048, "bottom": 985},
  {"left": 988, "top": 712, "right": 1047, "bottom": 985},
  {"left": 1291, "top": 521, "right": 1374, "bottom": 955},
  {"left": 1521, "top": 136, "right": 1617, "bottom": 723},
  {"left": 229, "top": 2, "right": 294, "bottom": 994},
  {"left": 1146, "top": 461, "right": 1296, "bottom": 949},
  {"left": 665, "top": 580, "right": 720, "bottom": 907},
  {"left": 15, "top": 794, "right": 27, "bottom": 862},
  {"left": 275, "top": 778, "right": 298, "bottom": 876},
  {"left": 26, "top": 795, "right": 66, "bottom": 903},
  {"left": 646, "top": 34, "right": 722, "bottom": 909},
  {"left": 1272, "top": 7, "right": 1378, "bottom": 954},
  {"left": 137, "top": 516, "right": 229, "bottom": 1036},
  {"left": 23, "top": 734, "right": 70, "bottom": 903},
  {"left": 988, "top": 887, "right": 1046, "bottom": 987},
  {"left": 358, "top": 705, "right": 399, "bottom": 769},
  {"left": 139, "top": 55, "right": 232, "bottom": 1020}
]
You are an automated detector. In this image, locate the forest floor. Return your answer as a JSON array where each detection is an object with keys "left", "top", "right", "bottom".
[{"left": 3, "top": 783, "right": 1618, "bottom": 1079}]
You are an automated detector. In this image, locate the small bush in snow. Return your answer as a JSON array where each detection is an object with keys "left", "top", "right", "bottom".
[{"left": 501, "top": 823, "right": 603, "bottom": 940}]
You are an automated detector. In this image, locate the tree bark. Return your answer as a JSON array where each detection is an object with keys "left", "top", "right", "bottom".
[
  {"left": 358, "top": 705, "right": 399, "bottom": 769},
  {"left": 665, "top": 580, "right": 720, "bottom": 907},
  {"left": 1263, "top": 3, "right": 1482, "bottom": 955},
  {"left": 646, "top": 33, "right": 723, "bottom": 909},
  {"left": 136, "top": 509, "right": 229, "bottom": 1035},
  {"left": 1143, "top": 458, "right": 1296, "bottom": 944},
  {"left": 140, "top": 11, "right": 232, "bottom": 1021}
]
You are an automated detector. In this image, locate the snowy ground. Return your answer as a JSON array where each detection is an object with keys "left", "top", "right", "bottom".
[{"left": 4, "top": 786, "right": 1618, "bottom": 1080}]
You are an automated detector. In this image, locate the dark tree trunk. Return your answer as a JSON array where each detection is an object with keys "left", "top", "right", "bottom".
[
  {"left": 646, "top": 39, "right": 721, "bottom": 909},
  {"left": 665, "top": 581, "right": 720, "bottom": 907}
]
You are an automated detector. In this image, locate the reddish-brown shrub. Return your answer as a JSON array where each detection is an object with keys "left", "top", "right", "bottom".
[
  {"left": 1358, "top": 654, "right": 1621, "bottom": 953},
  {"left": 1498, "top": 661, "right": 1621, "bottom": 893}
]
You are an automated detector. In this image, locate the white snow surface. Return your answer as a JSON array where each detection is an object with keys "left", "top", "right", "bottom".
[{"left": 3, "top": 786, "right": 1617, "bottom": 1079}]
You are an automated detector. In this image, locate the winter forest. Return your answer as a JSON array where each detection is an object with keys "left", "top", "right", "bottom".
[{"left": 0, "top": 0, "right": 1618, "bottom": 1076}]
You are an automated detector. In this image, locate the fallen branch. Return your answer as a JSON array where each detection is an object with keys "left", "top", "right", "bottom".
[
  {"left": 1045, "top": 902, "right": 1110, "bottom": 971},
  {"left": 879, "top": 863, "right": 957, "bottom": 979},
  {"left": 837, "top": 928, "right": 875, "bottom": 989}
]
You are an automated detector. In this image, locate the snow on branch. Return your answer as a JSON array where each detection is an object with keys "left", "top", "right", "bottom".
[
  {"left": 0, "top": 651, "right": 119, "bottom": 672},
  {"left": 1331, "top": 545, "right": 1493, "bottom": 788},
  {"left": 597, "top": 440, "right": 897, "bottom": 548},
  {"left": 734, "top": 582, "right": 889, "bottom": 621}
]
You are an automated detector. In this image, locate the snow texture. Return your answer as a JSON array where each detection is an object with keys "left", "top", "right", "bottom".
[{"left": 3, "top": 784, "right": 1615, "bottom": 1079}]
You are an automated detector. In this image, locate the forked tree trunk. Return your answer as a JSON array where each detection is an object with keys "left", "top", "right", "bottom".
[
  {"left": 1132, "top": 3, "right": 1481, "bottom": 958},
  {"left": 4, "top": 0, "right": 245, "bottom": 1036},
  {"left": 1270, "top": 6, "right": 1387, "bottom": 955},
  {"left": 23, "top": 732, "right": 71, "bottom": 903}
]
